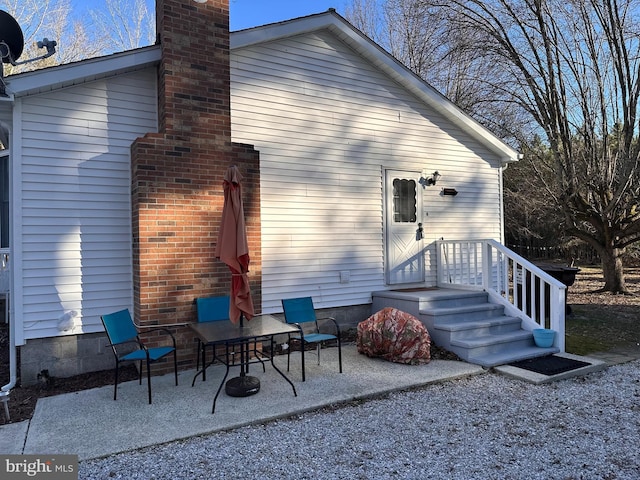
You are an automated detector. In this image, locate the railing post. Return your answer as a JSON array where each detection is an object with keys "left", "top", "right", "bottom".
[
  {"left": 482, "top": 241, "right": 491, "bottom": 291},
  {"left": 436, "top": 240, "right": 443, "bottom": 286},
  {"left": 548, "top": 284, "right": 566, "bottom": 351}
]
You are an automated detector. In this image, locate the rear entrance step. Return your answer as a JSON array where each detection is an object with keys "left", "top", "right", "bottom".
[
  {"left": 466, "top": 345, "right": 560, "bottom": 368},
  {"left": 494, "top": 353, "right": 607, "bottom": 384}
]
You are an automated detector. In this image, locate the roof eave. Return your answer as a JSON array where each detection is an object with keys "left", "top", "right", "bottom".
[
  {"left": 5, "top": 45, "right": 161, "bottom": 98},
  {"left": 6, "top": 11, "right": 520, "bottom": 164}
]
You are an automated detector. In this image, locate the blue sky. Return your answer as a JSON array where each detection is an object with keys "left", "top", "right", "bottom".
[
  {"left": 66, "top": 1, "right": 347, "bottom": 32},
  {"left": 229, "top": 0, "right": 347, "bottom": 30}
]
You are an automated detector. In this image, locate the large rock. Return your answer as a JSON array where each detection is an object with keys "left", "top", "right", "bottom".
[{"left": 357, "top": 307, "right": 431, "bottom": 365}]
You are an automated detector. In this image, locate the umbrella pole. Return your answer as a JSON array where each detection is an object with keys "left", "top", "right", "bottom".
[{"left": 225, "top": 314, "right": 261, "bottom": 397}]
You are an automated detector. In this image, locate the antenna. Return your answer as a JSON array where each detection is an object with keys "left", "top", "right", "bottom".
[{"left": 0, "top": 10, "right": 57, "bottom": 96}]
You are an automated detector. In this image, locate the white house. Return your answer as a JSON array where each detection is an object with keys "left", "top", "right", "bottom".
[
  {"left": 0, "top": 4, "right": 538, "bottom": 384},
  {"left": 229, "top": 13, "right": 518, "bottom": 314}
]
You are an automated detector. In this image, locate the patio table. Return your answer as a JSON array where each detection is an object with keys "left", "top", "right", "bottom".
[{"left": 190, "top": 314, "right": 298, "bottom": 413}]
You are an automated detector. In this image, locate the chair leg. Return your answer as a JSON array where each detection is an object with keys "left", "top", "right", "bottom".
[
  {"left": 173, "top": 349, "right": 178, "bottom": 386},
  {"left": 317, "top": 343, "right": 321, "bottom": 366},
  {"left": 338, "top": 338, "right": 343, "bottom": 373},
  {"left": 202, "top": 343, "right": 207, "bottom": 382},
  {"left": 113, "top": 363, "right": 119, "bottom": 401},
  {"left": 301, "top": 341, "right": 306, "bottom": 382},
  {"left": 196, "top": 339, "right": 201, "bottom": 370},
  {"left": 146, "top": 356, "right": 152, "bottom": 404},
  {"left": 286, "top": 334, "right": 291, "bottom": 372}
]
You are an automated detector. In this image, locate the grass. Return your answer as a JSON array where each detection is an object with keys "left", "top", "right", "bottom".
[{"left": 564, "top": 265, "right": 640, "bottom": 355}]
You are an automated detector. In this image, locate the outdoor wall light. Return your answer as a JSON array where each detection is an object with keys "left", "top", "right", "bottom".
[
  {"left": 420, "top": 171, "right": 441, "bottom": 187},
  {"left": 427, "top": 171, "right": 441, "bottom": 185}
]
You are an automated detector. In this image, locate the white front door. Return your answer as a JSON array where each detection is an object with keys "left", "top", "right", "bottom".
[{"left": 385, "top": 169, "right": 424, "bottom": 285}]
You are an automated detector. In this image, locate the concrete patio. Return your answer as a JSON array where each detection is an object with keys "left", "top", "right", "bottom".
[
  {"left": 0, "top": 341, "right": 619, "bottom": 462},
  {"left": 0, "top": 346, "right": 485, "bottom": 461}
]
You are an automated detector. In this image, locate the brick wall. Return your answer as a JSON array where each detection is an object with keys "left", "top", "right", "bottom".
[{"left": 130, "top": 0, "right": 261, "bottom": 372}]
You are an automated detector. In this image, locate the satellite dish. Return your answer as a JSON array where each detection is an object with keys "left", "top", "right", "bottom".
[
  {"left": 0, "top": 10, "right": 56, "bottom": 96},
  {"left": 0, "top": 10, "right": 24, "bottom": 64}
]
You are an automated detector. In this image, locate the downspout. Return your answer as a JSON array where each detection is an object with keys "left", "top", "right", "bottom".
[
  {"left": 499, "top": 153, "right": 522, "bottom": 245},
  {"left": 1, "top": 111, "right": 16, "bottom": 418},
  {"left": 0, "top": 254, "right": 13, "bottom": 421},
  {"left": 1, "top": 296, "right": 16, "bottom": 417},
  {"left": 0, "top": 241, "right": 13, "bottom": 420},
  {"left": 499, "top": 162, "right": 507, "bottom": 245},
  {"left": 2, "top": 280, "right": 15, "bottom": 393}
]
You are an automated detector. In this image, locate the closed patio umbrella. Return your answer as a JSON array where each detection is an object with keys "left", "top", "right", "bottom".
[
  {"left": 215, "top": 165, "right": 255, "bottom": 324},
  {"left": 215, "top": 165, "right": 259, "bottom": 396}
]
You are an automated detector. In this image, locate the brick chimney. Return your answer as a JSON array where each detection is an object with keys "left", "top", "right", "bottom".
[{"left": 130, "top": 0, "right": 261, "bottom": 367}]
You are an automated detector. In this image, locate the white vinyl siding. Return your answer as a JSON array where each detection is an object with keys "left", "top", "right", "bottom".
[
  {"left": 231, "top": 31, "right": 504, "bottom": 314},
  {"left": 16, "top": 68, "right": 157, "bottom": 340}
]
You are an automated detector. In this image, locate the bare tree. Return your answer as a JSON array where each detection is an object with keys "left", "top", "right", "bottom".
[
  {"left": 345, "top": 0, "right": 521, "bottom": 137},
  {"left": 1, "top": 0, "right": 154, "bottom": 76},
  {"left": 503, "top": 138, "right": 568, "bottom": 253},
  {"left": 347, "top": 0, "right": 446, "bottom": 84},
  {"left": 345, "top": 0, "right": 385, "bottom": 44},
  {"left": 0, "top": 0, "right": 99, "bottom": 73},
  {"left": 89, "top": 0, "right": 155, "bottom": 54},
  {"left": 348, "top": 0, "right": 640, "bottom": 291},
  {"left": 432, "top": 0, "right": 640, "bottom": 293}
]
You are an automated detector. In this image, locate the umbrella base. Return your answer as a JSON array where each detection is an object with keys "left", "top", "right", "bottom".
[{"left": 225, "top": 375, "right": 260, "bottom": 397}]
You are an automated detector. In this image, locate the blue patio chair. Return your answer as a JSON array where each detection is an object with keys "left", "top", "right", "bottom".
[
  {"left": 101, "top": 309, "right": 178, "bottom": 404},
  {"left": 281, "top": 296, "right": 342, "bottom": 381},
  {"left": 195, "top": 296, "right": 230, "bottom": 370}
]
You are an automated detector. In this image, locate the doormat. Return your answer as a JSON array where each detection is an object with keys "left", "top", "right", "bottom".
[{"left": 509, "top": 355, "right": 591, "bottom": 376}]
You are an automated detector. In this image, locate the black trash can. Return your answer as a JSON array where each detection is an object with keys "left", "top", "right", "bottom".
[{"left": 516, "top": 263, "right": 580, "bottom": 317}]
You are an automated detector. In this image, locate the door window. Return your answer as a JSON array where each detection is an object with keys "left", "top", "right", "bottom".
[
  {"left": 385, "top": 170, "right": 424, "bottom": 285},
  {"left": 392, "top": 178, "right": 417, "bottom": 223}
]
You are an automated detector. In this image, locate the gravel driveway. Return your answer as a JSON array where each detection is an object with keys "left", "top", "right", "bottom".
[{"left": 80, "top": 360, "right": 640, "bottom": 480}]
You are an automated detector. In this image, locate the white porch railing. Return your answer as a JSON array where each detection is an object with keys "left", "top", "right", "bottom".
[{"left": 436, "top": 239, "right": 566, "bottom": 351}]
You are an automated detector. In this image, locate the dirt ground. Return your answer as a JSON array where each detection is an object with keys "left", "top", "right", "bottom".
[
  {"left": 1, "top": 265, "right": 636, "bottom": 425},
  {"left": 564, "top": 266, "right": 640, "bottom": 354},
  {"left": 0, "top": 324, "right": 138, "bottom": 424}
]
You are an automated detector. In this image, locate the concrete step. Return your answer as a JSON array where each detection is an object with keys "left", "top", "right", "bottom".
[
  {"left": 467, "top": 345, "right": 561, "bottom": 368},
  {"left": 371, "top": 288, "right": 562, "bottom": 369},
  {"left": 433, "top": 316, "right": 522, "bottom": 342},
  {"left": 422, "top": 302, "right": 506, "bottom": 323},
  {"left": 419, "top": 291, "right": 490, "bottom": 309},
  {"left": 494, "top": 352, "right": 606, "bottom": 383},
  {"left": 372, "top": 289, "right": 489, "bottom": 315},
  {"left": 449, "top": 330, "right": 535, "bottom": 361}
]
